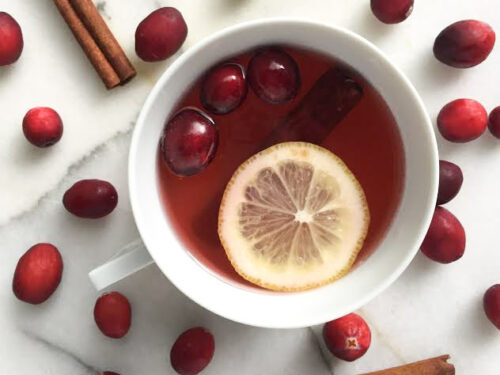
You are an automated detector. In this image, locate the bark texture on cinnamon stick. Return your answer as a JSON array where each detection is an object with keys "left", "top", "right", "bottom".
[
  {"left": 53, "top": 0, "right": 136, "bottom": 89},
  {"left": 360, "top": 355, "right": 455, "bottom": 375}
]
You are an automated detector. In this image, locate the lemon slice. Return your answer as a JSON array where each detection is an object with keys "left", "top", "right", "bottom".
[{"left": 218, "top": 142, "right": 370, "bottom": 292}]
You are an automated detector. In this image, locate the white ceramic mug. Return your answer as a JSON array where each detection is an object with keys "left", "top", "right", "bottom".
[{"left": 89, "top": 19, "right": 438, "bottom": 328}]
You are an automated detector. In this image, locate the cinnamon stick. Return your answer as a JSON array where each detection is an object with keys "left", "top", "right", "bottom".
[
  {"left": 53, "top": 0, "right": 135, "bottom": 89},
  {"left": 360, "top": 355, "right": 455, "bottom": 375},
  {"left": 70, "top": 0, "right": 136, "bottom": 84}
]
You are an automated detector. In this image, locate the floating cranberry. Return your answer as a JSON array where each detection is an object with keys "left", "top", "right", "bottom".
[
  {"left": 170, "top": 327, "right": 215, "bottom": 375},
  {"left": 437, "top": 160, "right": 463, "bottom": 205},
  {"left": 484, "top": 284, "right": 500, "bottom": 329},
  {"left": 13, "top": 243, "right": 63, "bottom": 305},
  {"left": 200, "top": 63, "right": 248, "bottom": 115},
  {"left": 323, "top": 313, "right": 371, "bottom": 362},
  {"left": 0, "top": 12, "right": 23, "bottom": 66},
  {"left": 63, "top": 179, "right": 118, "bottom": 219},
  {"left": 22, "top": 107, "right": 63, "bottom": 148},
  {"left": 421, "top": 207, "right": 466, "bottom": 263},
  {"left": 135, "top": 7, "right": 187, "bottom": 62},
  {"left": 160, "top": 108, "right": 218, "bottom": 177},
  {"left": 434, "top": 20, "right": 496, "bottom": 68},
  {"left": 94, "top": 292, "right": 132, "bottom": 339},
  {"left": 248, "top": 48, "right": 301, "bottom": 104},
  {"left": 370, "top": 0, "right": 414, "bottom": 24},
  {"left": 488, "top": 107, "right": 500, "bottom": 138},
  {"left": 437, "top": 99, "right": 488, "bottom": 142}
]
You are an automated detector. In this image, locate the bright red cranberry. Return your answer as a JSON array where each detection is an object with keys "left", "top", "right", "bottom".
[
  {"left": 94, "top": 292, "right": 131, "bottom": 339},
  {"left": 437, "top": 99, "right": 487, "bottom": 142},
  {"left": 63, "top": 179, "right": 118, "bottom": 219},
  {"left": 0, "top": 12, "right": 23, "bottom": 66},
  {"left": 370, "top": 0, "right": 414, "bottom": 24},
  {"left": 200, "top": 63, "right": 247, "bottom": 115},
  {"left": 323, "top": 313, "right": 371, "bottom": 362},
  {"left": 484, "top": 284, "right": 500, "bottom": 329},
  {"left": 13, "top": 243, "right": 63, "bottom": 305},
  {"left": 434, "top": 20, "right": 496, "bottom": 68},
  {"left": 248, "top": 48, "right": 301, "bottom": 104},
  {"left": 488, "top": 107, "right": 500, "bottom": 138},
  {"left": 437, "top": 160, "right": 463, "bottom": 205},
  {"left": 22, "top": 107, "right": 63, "bottom": 148},
  {"left": 170, "top": 327, "right": 215, "bottom": 375},
  {"left": 160, "top": 108, "right": 218, "bottom": 177},
  {"left": 135, "top": 7, "right": 187, "bottom": 62},
  {"left": 421, "top": 207, "right": 466, "bottom": 263}
]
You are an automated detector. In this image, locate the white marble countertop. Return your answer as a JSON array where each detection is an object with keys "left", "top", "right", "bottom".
[{"left": 1, "top": 0, "right": 499, "bottom": 374}]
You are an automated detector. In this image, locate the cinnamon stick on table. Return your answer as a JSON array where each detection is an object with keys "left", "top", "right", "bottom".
[
  {"left": 53, "top": 0, "right": 136, "bottom": 89},
  {"left": 360, "top": 355, "right": 455, "bottom": 375}
]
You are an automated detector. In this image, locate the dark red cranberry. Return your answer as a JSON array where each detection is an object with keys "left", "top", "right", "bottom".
[
  {"left": 488, "top": 106, "right": 500, "bottom": 138},
  {"left": 135, "top": 7, "right": 187, "bottom": 62},
  {"left": 22, "top": 107, "right": 63, "bottom": 147},
  {"left": 323, "top": 313, "right": 371, "bottom": 362},
  {"left": 13, "top": 243, "right": 63, "bottom": 305},
  {"left": 248, "top": 48, "right": 301, "bottom": 104},
  {"left": 437, "top": 99, "right": 488, "bottom": 142},
  {"left": 101, "top": 372, "right": 120, "bottom": 375},
  {"left": 421, "top": 207, "right": 466, "bottom": 264},
  {"left": 437, "top": 160, "right": 463, "bottom": 205},
  {"left": 200, "top": 63, "right": 247, "bottom": 115},
  {"left": 484, "top": 284, "right": 500, "bottom": 329},
  {"left": 160, "top": 108, "right": 218, "bottom": 177},
  {"left": 370, "top": 0, "right": 414, "bottom": 24},
  {"left": 63, "top": 179, "right": 118, "bottom": 219},
  {"left": 434, "top": 20, "right": 496, "bottom": 68},
  {"left": 94, "top": 292, "right": 132, "bottom": 339},
  {"left": 0, "top": 12, "right": 23, "bottom": 66},
  {"left": 170, "top": 327, "right": 215, "bottom": 375}
]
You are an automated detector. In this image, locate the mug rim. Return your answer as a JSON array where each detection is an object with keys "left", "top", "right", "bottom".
[{"left": 129, "top": 18, "right": 438, "bottom": 328}]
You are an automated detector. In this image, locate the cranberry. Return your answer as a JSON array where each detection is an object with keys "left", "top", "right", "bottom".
[
  {"left": 437, "top": 160, "right": 463, "bottom": 205},
  {"left": 94, "top": 292, "right": 131, "bottom": 339},
  {"left": 484, "top": 284, "right": 500, "bottom": 329},
  {"left": 170, "top": 327, "right": 215, "bottom": 375},
  {"left": 13, "top": 243, "right": 63, "bottom": 305},
  {"left": 0, "top": 12, "right": 23, "bottom": 66},
  {"left": 63, "top": 179, "right": 118, "bottom": 219},
  {"left": 323, "top": 313, "right": 371, "bottom": 362},
  {"left": 200, "top": 63, "right": 248, "bottom": 115},
  {"left": 437, "top": 99, "right": 488, "bottom": 142},
  {"left": 101, "top": 372, "right": 120, "bottom": 375},
  {"left": 370, "top": 0, "right": 414, "bottom": 24},
  {"left": 22, "top": 107, "right": 63, "bottom": 148},
  {"left": 135, "top": 7, "right": 187, "bottom": 62},
  {"left": 434, "top": 20, "right": 496, "bottom": 68},
  {"left": 488, "top": 107, "right": 500, "bottom": 138},
  {"left": 160, "top": 108, "right": 218, "bottom": 177},
  {"left": 421, "top": 207, "right": 466, "bottom": 263},
  {"left": 248, "top": 48, "right": 301, "bottom": 104}
]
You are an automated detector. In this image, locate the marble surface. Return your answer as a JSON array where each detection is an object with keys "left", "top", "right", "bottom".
[{"left": 0, "top": 0, "right": 499, "bottom": 374}]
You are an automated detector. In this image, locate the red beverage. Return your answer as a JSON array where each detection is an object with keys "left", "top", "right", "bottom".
[{"left": 157, "top": 46, "right": 405, "bottom": 289}]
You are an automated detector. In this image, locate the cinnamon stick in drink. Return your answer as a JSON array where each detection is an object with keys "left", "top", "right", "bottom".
[
  {"left": 260, "top": 67, "right": 363, "bottom": 149},
  {"left": 359, "top": 355, "right": 455, "bottom": 375}
]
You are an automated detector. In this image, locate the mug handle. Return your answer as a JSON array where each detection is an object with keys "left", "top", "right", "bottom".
[{"left": 88, "top": 239, "right": 154, "bottom": 290}]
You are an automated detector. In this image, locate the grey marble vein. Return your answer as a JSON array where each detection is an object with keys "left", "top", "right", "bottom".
[
  {"left": 22, "top": 330, "right": 98, "bottom": 375},
  {"left": 0, "top": 125, "right": 135, "bottom": 231}
]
